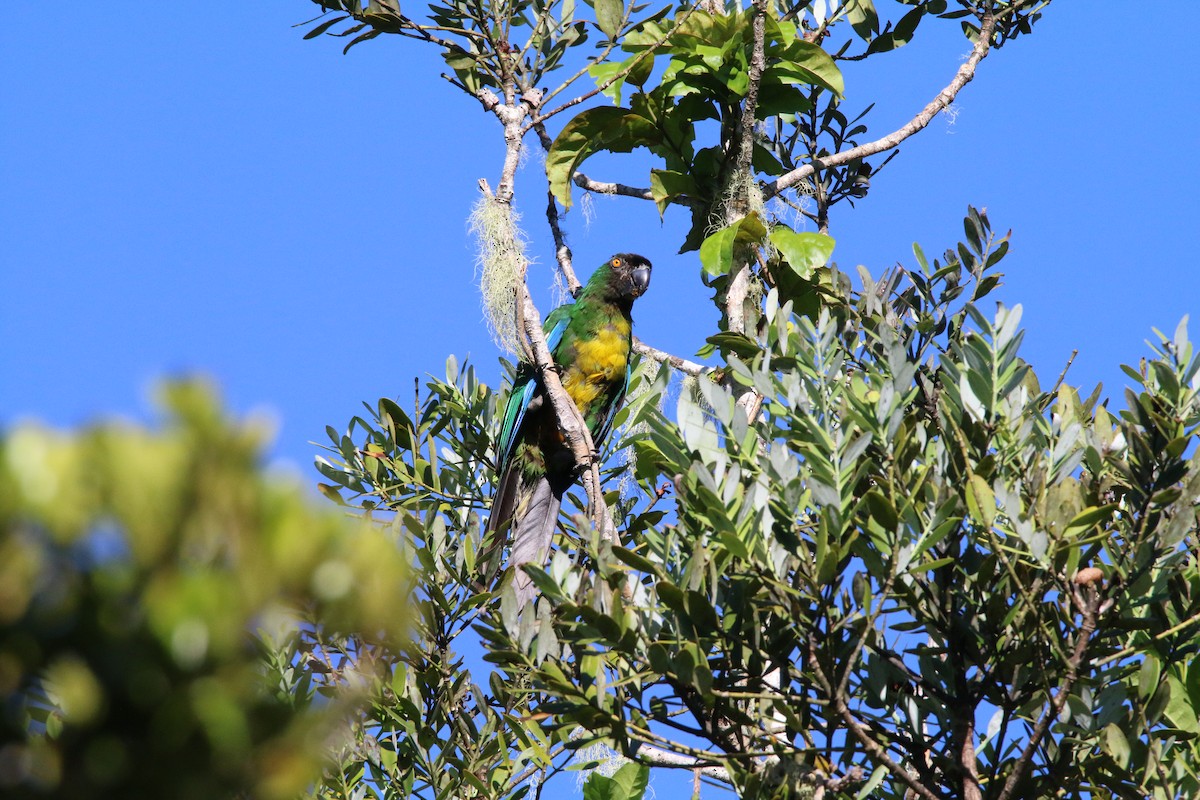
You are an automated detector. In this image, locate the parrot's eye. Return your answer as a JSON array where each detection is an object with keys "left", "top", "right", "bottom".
[{"left": 611, "top": 258, "right": 621, "bottom": 267}]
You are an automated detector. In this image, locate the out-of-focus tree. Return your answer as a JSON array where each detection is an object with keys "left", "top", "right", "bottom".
[{"left": 0, "top": 381, "right": 410, "bottom": 800}]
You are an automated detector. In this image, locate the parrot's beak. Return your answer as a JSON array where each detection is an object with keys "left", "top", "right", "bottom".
[{"left": 631, "top": 265, "right": 651, "bottom": 297}]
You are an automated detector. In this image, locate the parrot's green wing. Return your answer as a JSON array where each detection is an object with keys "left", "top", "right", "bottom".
[{"left": 496, "top": 310, "right": 570, "bottom": 469}]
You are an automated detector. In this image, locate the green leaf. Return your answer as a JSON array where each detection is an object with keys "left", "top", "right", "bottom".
[
  {"left": 649, "top": 169, "right": 699, "bottom": 216},
  {"left": 317, "top": 483, "right": 346, "bottom": 505},
  {"left": 1102, "top": 723, "right": 1130, "bottom": 770},
  {"left": 863, "top": 489, "right": 898, "bottom": 530},
  {"left": 699, "top": 225, "right": 738, "bottom": 278},
  {"left": 865, "top": 6, "right": 924, "bottom": 54},
  {"left": 588, "top": 60, "right": 628, "bottom": 105},
  {"left": 765, "top": 17, "right": 844, "bottom": 96},
  {"left": 1063, "top": 504, "right": 1117, "bottom": 538},
  {"left": 1165, "top": 673, "right": 1200, "bottom": 733},
  {"left": 546, "top": 106, "right": 659, "bottom": 207},
  {"left": 304, "top": 14, "right": 349, "bottom": 39},
  {"left": 1139, "top": 652, "right": 1162, "bottom": 701},
  {"left": 656, "top": 580, "right": 686, "bottom": 614},
  {"left": 965, "top": 474, "right": 996, "bottom": 529},
  {"left": 770, "top": 228, "right": 834, "bottom": 279},
  {"left": 594, "top": 0, "right": 624, "bottom": 40},
  {"left": 705, "top": 332, "right": 759, "bottom": 359},
  {"left": 699, "top": 213, "right": 768, "bottom": 277},
  {"left": 856, "top": 765, "right": 888, "bottom": 799},
  {"left": 610, "top": 763, "right": 650, "bottom": 800},
  {"left": 845, "top": 0, "right": 879, "bottom": 42},
  {"left": 611, "top": 546, "right": 662, "bottom": 575}
]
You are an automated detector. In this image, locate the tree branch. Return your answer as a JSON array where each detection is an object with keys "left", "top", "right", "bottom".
[
  {"left": 763, "top": 10, "right": 999, "bottom": 200},
  {"left": 478, "top": 78, "right": 614, "bottom": 542},
  {"left": 995, "top": 584, "right": 1102, "bottom": 800},
  {"left": 532, "top": 121, "right": 582, "bottom": 296},
  {"left": 572, "top": 172, "right": 656, "bottom": 202},
  {"left": 632, "top": 743, "right": 732, "bottom": 784},
  {"left": 733, "top": 0, "right": 767, "bottom": 198},
  {"left": 723, "top": 2, "right": 768, "bottom": 422},
  {"left": 633, "top": 337, "right": 707, "bottom": 377},
  {"left": 516, "top": 284, "right": 616, "bottom": 543},
  {"left": 807, "top": 638, "right": 941, "bottom": 800}
]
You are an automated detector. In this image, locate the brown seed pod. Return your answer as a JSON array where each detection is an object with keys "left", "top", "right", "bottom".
[{"left": 1074, "top": 567, "right": 1104, "bottom": 586}]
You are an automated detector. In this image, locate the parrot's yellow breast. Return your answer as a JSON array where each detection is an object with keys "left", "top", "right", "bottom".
[{"left": 562, "top": 319, "right": 631, "bottom": 409}]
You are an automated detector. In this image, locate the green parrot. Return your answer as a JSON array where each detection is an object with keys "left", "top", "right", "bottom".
[{"left": 483, "top": 253, "right": 652, "bottom": 603}]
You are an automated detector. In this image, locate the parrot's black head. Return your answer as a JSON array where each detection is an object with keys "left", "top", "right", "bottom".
[{"left": 604, "top": 253, "right": 652, "bottom": 302}]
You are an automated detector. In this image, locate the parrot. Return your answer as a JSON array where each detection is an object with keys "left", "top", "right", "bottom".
[{"left": 482, "top": 253, "right": 652, "bottom": 604}]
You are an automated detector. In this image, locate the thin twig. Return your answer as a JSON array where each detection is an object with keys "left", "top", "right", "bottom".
[
  {"left": 572, "top": 172, "right": 656, "bottom": 202},
  {"left": 807, "top": 638, "right": 942, "bottom": 800},
  {"left": 1094, "top": 608, "right": 1200, "bottom": 667},
  {"left": 763, "top": 10, "right": 999, "bottom": 200},
  {"left": 632, "top": 336, "right": 707, "bottom": 377},
  {"left": 994, "top": 586, "right": 1101, "bottom": 800},
  {"left": 533, "top": 121, "right": 582, "bottom": 295}
]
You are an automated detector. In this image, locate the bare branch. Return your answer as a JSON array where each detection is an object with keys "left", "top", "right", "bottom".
[
  {"left": 573, "top": 172, "right": 655, "bottom": 202},
  {"left": 807, "top": 638, "right": 941, "bottom": 800},
  {"left": 533, "top": 121, "right": 582, "bottom": 296},
  {"left": 763, "top": 10, "right": 999, "bottom": 200},
  {"left": 546, "top": 188, "right": 581, "bottom": 296},
  {"left": 632, "top": 744, "right": 732, "bottom": 783},
  {"left": 995, "top": 585, "right": 1102, "bottom": 800},
  {"left": 633, "top": 337, "right": 707, "bottom": 377}
]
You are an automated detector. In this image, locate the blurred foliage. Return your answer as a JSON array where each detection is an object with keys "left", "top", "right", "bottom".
[{"left": 0, "top": 381, "right": 410, "bottom": 799}]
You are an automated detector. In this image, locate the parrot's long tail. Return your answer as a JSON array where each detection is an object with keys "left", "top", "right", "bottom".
[{"left": 481, "top": 466, "right": 562, "bottom": 606}]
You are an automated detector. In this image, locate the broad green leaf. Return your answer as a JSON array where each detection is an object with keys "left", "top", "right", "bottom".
[
  {"left": 594, "top": 0, "right": 624, "bottom": 39},
  {"left": 866, "top": 6, "right": 925, "bottom": 55},
  {"left": 610, "top": 762, "right": 650, "bottom": 799},
  {"left": 765, "top": 19, "right": 844, "bottom": 96},
  {"left": 649, "top": 169, "right": 699, "bottom": 216},
  {"left": 770, "top": 228, "right": 834, "bottom": 279},
  {"left": 965, "top": 474, "right": 996, "bottom": 529},
  {"left": 546, "top": 106, "right": 659, "bottom": 207},
  {"left": 1102, "top": 723, "right": 1130, "bottom": 770},
  {"left": 1139, "top": 652, "right": 1162, "bottom": 701},
  {"left": 1063, "top": 504, "right": 1117, "bottom": 538},
  {"left": 699, "top": 213, "right": 768, "bottom": 277},
  {"left": 1166, "top": 674, "right": 1200, "bottom": 733},
  {"left": 845, "top": 0, "right": 879, "bottom": 42},
  {"left": 699, "top": 225, "right": 738, "bottom": 278}
]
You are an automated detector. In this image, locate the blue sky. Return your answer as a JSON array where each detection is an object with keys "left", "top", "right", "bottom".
[{"left": 3, "top": 5, "right": 1197, "bottom": 474}]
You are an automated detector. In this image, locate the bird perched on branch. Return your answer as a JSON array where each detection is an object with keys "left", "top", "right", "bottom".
[{"left": 482, "top": 253, "right": 652, "bottom": 604}]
